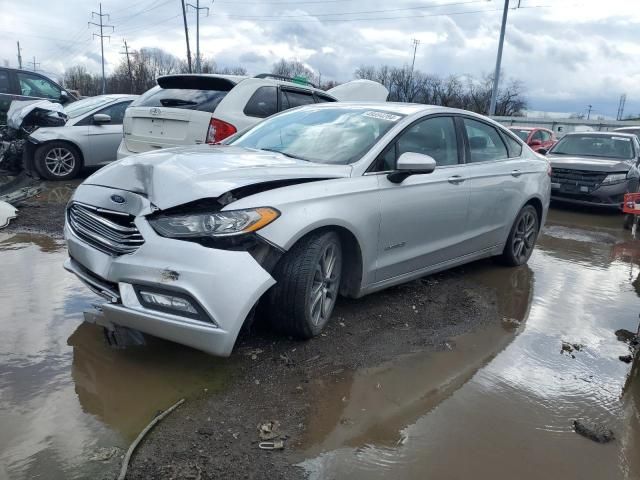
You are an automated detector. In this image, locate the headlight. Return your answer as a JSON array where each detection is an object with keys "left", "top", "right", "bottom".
[
  {"left": 601, "top": 173, "right": 628, "bottom": 185},
  {"left": 149, "top": 207, "right": 280, "bottom": 238}
]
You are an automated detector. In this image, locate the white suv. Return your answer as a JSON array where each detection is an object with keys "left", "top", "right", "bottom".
[{"left": 116, "top": 73, "right": 388, "bottom": 158}]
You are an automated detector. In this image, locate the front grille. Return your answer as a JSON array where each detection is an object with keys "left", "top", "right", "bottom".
[
  {"left": 67, "top": 202, "right": 144, "bottom": 256},
  {"left": 551, "top": 168, "right": 607, "bottom": 191}
]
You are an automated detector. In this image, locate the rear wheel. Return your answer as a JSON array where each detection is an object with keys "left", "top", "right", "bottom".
[
  {"left": 268, "top": 231, "right": 342, "bottom": 338},
  {"left": 501, "top": 205, "right": 539, "bottom": 266},
  {"left": 35, "top": 142, "right": 82, "bottom": 180}
]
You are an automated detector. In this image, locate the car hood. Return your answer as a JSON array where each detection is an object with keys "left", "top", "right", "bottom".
[
  {"left": 547, "top": 155, "right": 632, "bottom": 173},
  {"left": 83, "top": 145, "right": 353, "bottom": 210}
]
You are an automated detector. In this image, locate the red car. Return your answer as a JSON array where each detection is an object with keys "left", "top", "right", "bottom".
[{"left": 509, "top": 127, "right": 557, "bottom": 152}]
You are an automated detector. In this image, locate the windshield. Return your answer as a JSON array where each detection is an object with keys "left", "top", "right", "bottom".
[
  {"left": 550, "top": 134, "right": 635, "bottom": 159},
  {"left": 64, "top": 96, "right": 114, "bottom": 118},
  {"left": 230, "top": 106, "right": 404, "bottom": 165},
  {"left": 510, "top": 129, "right": 530, "bottom": 141}
]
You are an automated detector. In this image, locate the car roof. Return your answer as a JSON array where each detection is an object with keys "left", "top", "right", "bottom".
[
  {"left": 562, "top": 131, "right": 638, "bottom": 138},
  {"left": 98, "top": 94, "right": 139, "bottom": 101},
  {"left": 614, "top": 126, "right": 640, "bottom": 131},
  {"left": 161, "top": 73, "right": 328, "bottom": 95},
  {"left": 306, "top": 102, "right": 515, "bottom": 121},
  {"left": 510, "top": 126, "right": 534, "bottom": 130}
]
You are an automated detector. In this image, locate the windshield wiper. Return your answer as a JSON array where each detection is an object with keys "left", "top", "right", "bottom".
[{"left": 260, "top": 148, "right": 309, "bottom": 161}]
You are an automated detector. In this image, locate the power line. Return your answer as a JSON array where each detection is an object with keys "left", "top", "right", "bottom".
[
  {"left": 214, "top": 5, "right": 524, "bottom": 22},
  {"left": 89, "top": 3, "right": 114, "bottom": 95},
  {"left": 213, "top": 0, "right": 488, "bottom": 19}
]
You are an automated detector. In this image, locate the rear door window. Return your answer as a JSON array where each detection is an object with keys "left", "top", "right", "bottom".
[
  {"left": 463, "top": 118, "right": 508, "bottom": 163},
  {"left": 243, "top": 86, "right": 277, "bottom": 118},
  {"left": 501, "top": 131, "right": 523, "bottom": 157},
  {"left": 540, "top": 130, "right": 552, "bottom": 142},
  {"left": 280, "top": 89, "right": 315, "bottom": 111}
]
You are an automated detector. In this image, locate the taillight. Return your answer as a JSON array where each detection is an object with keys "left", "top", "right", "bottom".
[{"left": 206, "top": 118, "right": 237, "bottom": 144}]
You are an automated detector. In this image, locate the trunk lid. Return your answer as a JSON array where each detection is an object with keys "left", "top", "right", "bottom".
[
  {"left": 84, "top": 145, "right": 352, "bottom": 210},
  {"left": 122, "top": 75, "right": 238, "bottom": 154}
]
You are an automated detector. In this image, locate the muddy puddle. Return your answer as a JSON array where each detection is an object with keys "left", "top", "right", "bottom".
[
  {"left": 299, "top": 207, "right": 640, "bottom": 479},
  {"left": 0, "top": 233, "right": 233, "bottom": 480},
  {"left": 1, "top": 206, "right": 639, "bottom": 480}
]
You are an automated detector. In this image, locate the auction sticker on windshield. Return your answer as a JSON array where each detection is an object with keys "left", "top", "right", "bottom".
[{"left": 363, "top": 111, "right": 402, "bottom": 122}]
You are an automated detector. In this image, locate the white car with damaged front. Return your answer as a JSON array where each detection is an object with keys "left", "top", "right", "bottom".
[{"left": 64, "top": 103, "right": 550, "bottom": 356}]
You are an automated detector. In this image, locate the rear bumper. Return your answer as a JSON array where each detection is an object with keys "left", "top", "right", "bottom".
[
  {"left": 63, "top": 216, "right": 276, "bottom": 356},
  {"left": 116, "top": 140, "right": 133, "bottom": 160}
]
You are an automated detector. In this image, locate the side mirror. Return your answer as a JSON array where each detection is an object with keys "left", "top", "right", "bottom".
[
  {"left": 92, "top": 113, "right": 111, "bottom": 124},
  {"left": 538, "top": 148, "right": 548, "bottom": 155},
  {"left": 529, "top": 139, "right": 542, "bottom": 147},
  {"left": 387, "top": 152, "right": 436, "bottom": 184}
]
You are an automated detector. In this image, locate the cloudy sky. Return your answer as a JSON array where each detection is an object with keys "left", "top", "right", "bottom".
[{"left": 1, "top": 0, "right": 639, "bottom": 118}]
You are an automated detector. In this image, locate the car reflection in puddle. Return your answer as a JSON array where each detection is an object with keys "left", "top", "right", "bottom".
[
  {"left": 299, "top": 208, "right": 640, "bottom": 480},
  {"left": 0, "top": 233, "right": 232, "bottom": 480}
]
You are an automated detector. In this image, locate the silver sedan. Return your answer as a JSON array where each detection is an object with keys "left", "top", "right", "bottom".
[
  {"left": 28, "top": 94, "right": 137, "bottom": 180},
  {"left": 64, "top": 103, "right": 551, "bottom": 356}
]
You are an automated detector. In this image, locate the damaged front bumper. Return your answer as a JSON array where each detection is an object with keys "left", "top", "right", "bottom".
[{"left": 63, "top": 187, "right": 276, "bottom": 356}]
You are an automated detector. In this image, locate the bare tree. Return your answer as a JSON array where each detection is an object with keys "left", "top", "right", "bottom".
[
  {"left": 353, "top": 65, "right": 527, "bottom": 115},
  {"left": 272, "top": 59, "right": 315, "bottom": 80}
]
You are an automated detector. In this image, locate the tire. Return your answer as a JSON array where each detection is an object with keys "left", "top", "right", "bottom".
[
  {"left": 34, "top": 142, "right": 82, "bottom": 180},
  {"left": 500, "top": 205, "right": 539, "bottom": 266},
  {"left": 268, "top": 231, "right": 342, "bottom": 339}
]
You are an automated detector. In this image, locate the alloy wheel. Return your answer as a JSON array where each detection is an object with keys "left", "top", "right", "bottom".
[
  {"left": 44, "top": 147, "right": 75, "bottom": 177},
  {"left": 309, "top": 243, "right": 341, "bottom": 326},
  {"left": 512, "top": 210, "right": 537, "bottom": 262}
]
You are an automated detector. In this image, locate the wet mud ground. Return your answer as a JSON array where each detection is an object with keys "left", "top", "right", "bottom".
[{"left": 1, "top": 184, "right": 639, "bottom": 479}]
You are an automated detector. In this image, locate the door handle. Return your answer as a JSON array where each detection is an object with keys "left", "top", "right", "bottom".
[
  {"left": 448, "top": 175, "right": 465, "bottom": 185},
  {"left": 511, "top": 169, "right": 522, "bottom": 177}
]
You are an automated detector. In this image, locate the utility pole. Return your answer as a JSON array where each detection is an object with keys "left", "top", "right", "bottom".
[
  {"left": 28, "top": 56, "right": 40, "bottom": 71},
  {"left": 488, "top": 0, "right": 510, "bottom": 116},
  {"left": 16, "top": 41, "right": 23, "bottom": 69},
  {"left": 181, "top": 0, "right": 192, "bottom": 73},
  {"left": 89, "top": 3, "right": 114, "bottom": 95},
  {"left": 617, "top": 94, "right": 627, "bottom": 121},
  {"left": 587, "top": 104, "right": 593, "bottom": 120},
  {"left": 410, "top": 38, "right": 420, "bottom": 76},
  {"left": 120, "top": 39, "right": 134, "bottom": 94},
  {"left": 187, "top": 0, "right": 209, "bottom": 73}
]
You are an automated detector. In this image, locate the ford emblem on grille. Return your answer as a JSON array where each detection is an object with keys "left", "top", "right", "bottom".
[
  {"left": 150, "top": 107, "right": 161, "bottom": 115},
  {"left": 110, "top": 194, "right": 126, "bottom": 204}
]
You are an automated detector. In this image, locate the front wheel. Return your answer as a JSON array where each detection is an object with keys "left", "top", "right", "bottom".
[
  {"left": 500, "top": 205, "right": 539, "bottom": 266},
  {"left": 268, "top": 231, "right": 342, "bottom": 339},
  {"left": 34, "top": 142, "right": 82, "bottom": 180}
]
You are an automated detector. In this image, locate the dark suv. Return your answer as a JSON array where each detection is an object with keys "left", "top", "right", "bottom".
[{"left": 0, "top": 67, "right": 77, "bottom": 125}]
